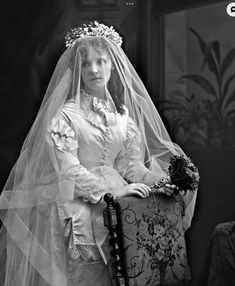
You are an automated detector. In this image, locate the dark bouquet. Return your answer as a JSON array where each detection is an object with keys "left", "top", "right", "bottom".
[{"left": 153, "top": 155, "right": 200, "bottom": 195}]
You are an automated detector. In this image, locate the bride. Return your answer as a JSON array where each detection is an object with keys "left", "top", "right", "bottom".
[{"left": 0, "top": 21, "right": 197, "bottom": 285}]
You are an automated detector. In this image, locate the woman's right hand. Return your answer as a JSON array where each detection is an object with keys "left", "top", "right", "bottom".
[{"left": 118, "top": 183, "right": 151, "bottom": 199}]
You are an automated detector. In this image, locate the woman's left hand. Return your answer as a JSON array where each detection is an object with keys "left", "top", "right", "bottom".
[{"left": 157, "top": 184, "right": 178, "bottom": 197}]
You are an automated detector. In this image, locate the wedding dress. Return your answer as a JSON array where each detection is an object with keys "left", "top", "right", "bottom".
[{"left": 0, "top": 22, "right": 197, "bottom": 286}]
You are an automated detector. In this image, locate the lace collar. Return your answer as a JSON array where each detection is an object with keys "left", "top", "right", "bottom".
[
  {"left": 80, "top": 89, "right": 116, "bottom": 113},
  {"left": 80, "top": 89, "right": 117, "bottom": 128}
]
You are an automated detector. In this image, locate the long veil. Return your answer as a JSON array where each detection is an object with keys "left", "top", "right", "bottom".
[{"left": 0, "top": 34, "right": 197, "bottom": 285}]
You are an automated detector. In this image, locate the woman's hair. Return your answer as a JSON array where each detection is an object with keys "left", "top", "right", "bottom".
[{"left": 76, "top": 37, "right": 126, "bottom": 114}]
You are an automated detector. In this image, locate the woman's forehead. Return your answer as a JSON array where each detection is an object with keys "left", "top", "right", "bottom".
[{"left": 82, "top": 46, "right": 110, "bottom": 60}]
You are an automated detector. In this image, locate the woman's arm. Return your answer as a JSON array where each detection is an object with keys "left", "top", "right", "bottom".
[
  {"left": 117, "top": 116, "right": 197, "bottom": 229},
  {"left": 115, "top": 117, "right": 167, "bottom": 187},
  {"left": 48, "top": 114, "right": 153, "bottom": 202},
  {"left": 48, "top": 115, "right": 116, "bottom": 203}
]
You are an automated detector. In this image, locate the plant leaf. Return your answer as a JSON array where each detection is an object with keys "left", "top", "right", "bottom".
[
  {"left": 225, "top": 109, "right": 235, "bottom": 121},
  {"left": 222, "top": 74, "right": 235, "bottom": 97},
  {"left": 210, "top": 40, "right": 220, "bottom": 65},
  {"left": 158, "top": 99, "right": 173, "bottom": 106},
  {"left": 158, "top": 100, "right": 180, "bottom": 111},
  {"left": 180, "top": 74, "right": 218, "bottom": 98},
  {"left": 221, "top": 48, "right": 235, "bottom": 80},
  {"left": 160, "top": 106, "right": 188, "bottom": 114},
  {"left": 159, "top": 96, "right": 192, "bottom": 111},
  {"left": 222, "top": 88, "right": 235, "bottom": 119},
  {"left": 189, "top": 28, "right": 219, "bottom": 81},
  {"left": 168, "top": 90, "right": 185, "bottom": 97}
]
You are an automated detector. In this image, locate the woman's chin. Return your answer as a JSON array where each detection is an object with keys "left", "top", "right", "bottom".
[{"left": 88, "top": 83, "right": 106, "bottom": 90}]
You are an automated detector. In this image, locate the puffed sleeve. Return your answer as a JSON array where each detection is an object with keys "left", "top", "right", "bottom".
[
  {"left": 49, "top": 115, "right": 116, "bottom": 203},
  {"left": 115, "top": 117, "right": 165, "bottom": 186}
]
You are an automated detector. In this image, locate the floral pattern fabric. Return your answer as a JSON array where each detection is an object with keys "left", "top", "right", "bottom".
[{"left": 116, "top": 193, "right": 191, "bottom": 286}]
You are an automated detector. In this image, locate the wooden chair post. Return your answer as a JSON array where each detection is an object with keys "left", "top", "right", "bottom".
[{"left": 103, "top": 193, "right": 126, "bottom": 286}]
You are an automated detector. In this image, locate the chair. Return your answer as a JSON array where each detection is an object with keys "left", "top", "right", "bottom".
[
  {"left": 204, "top": 221, "right": 235, "bottom": 286},
  {"left": 103, "top": 192, "right": 191, "bottom": 286}
]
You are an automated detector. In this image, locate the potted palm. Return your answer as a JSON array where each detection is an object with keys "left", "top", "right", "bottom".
[
  {"left": 160, "top": 28, "right": 235, "bottom": 151},
  {"left": 160, "top": 27, "right": 235, "bottom": 285}
]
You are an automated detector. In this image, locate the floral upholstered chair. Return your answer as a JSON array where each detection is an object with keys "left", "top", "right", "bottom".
[{"left": 103, "top": 192, "right": 191, "bottom": 286}]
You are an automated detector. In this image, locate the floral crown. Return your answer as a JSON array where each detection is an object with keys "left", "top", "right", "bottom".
[{"left": 65, "top": 21, "right": 122, "bottom": 48}]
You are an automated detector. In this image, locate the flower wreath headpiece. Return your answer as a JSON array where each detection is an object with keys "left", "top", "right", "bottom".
[{"left": 65, "top": 21, "right": 123, "bottom": 48}]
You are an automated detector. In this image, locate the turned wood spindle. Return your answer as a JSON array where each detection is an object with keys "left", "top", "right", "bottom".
[{"left": 103, "top": 193, "right": 126, "bottom": 286}]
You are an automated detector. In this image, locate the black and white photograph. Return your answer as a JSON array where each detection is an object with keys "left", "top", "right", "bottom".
[{"left": 0, "top": 1, "right": 234, "bottom": 285}]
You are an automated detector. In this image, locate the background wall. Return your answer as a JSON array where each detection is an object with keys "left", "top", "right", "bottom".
[
  {"left": 1, "top": 1, "right": 234, "bottom": 285},
  {"left": 162, "top": 2, "right": 235, "bottom": 285}
]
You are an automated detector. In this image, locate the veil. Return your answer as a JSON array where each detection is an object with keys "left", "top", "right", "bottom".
[{"left": 0, "top": 28, "right": 197, "bottom": 286}]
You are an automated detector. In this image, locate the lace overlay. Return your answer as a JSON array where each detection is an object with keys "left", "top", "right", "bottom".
[
  {"left": 64, "top": 218, "right": 102, "bottom": 262},
  {"left": 80, "top": 89, "right": 117, "bottom": 127}
]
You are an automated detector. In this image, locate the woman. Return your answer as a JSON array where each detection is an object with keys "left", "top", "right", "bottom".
[{"left": 0, "top": 22, "right": 197, "bottom": 285}]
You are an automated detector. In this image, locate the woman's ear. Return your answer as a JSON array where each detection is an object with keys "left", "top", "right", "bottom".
[{"left": 111, "top": 64, "right": 115, "bottom": 70}]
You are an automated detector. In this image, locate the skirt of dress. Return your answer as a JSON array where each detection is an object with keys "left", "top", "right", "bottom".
[
  {"left": 66, "top": 258, "right": 112, "bottom": 286},
  {"left": 64, "top": 215, "right": 112, "bottom": 286}
]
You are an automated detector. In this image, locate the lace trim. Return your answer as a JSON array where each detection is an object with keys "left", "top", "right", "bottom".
[
  {"left": 80, "top": 90, "right": 117, "bottom": 127},
  {"left": 64, "top": 218, "right": 102, "bottom": 262},
  {"left": 50, "top": 117, "right": 78, "bottom": 152}
]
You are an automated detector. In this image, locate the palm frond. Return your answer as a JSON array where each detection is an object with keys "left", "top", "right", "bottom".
[
  {"left": 225, "top": 108, "right": 235, "bottom": 121},
  {"left": 221, "top": 48, "right": 235, "bottom": 80},
  {"left": 209, "top": 40, "right": 220, "bottom": 65},
  {"left": 222, "top": 74, "right": 235, "bottom": 97},
  {"left": 180, "top": 74, "right": 217, "bottom": 98},
  {"left": 222, "top": 90, "right": 235, "bottom": 120},
  {"left": 189, "top": 28, "right": 219, "bottom": 81}
]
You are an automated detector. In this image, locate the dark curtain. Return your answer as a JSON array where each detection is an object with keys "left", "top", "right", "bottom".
[{"left": 0, "top": 0, "right": 73, "bottom": 189}]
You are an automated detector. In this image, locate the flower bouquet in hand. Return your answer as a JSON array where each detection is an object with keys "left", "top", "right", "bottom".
[{"left": 152, "top": 155, "right": 200, "bottom": 195}]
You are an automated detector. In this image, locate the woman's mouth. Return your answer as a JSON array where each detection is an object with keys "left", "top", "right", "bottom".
[{"left": 91, "top": 77, "right": 102, "bottom": 81}]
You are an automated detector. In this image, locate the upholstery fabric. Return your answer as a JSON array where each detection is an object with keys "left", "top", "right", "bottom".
[{"left": 115, "top": 193, "right": 191, "bottom": 286}]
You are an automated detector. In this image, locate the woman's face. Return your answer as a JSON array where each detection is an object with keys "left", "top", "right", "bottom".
[{"left": 81, "top": 46, "right": 112, "bottom": 93}]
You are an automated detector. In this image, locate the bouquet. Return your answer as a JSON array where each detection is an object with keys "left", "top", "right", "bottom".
[{"left": 153, "top": 155, "right": 200, "bottom": 195}]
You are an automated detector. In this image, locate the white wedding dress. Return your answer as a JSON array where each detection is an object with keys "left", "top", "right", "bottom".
[{"left": 48, "top": 90, "right": 159, "bottom": 285}]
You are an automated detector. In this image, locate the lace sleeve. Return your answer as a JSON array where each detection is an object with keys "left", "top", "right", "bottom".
[{"left": 49, "top": 115, "right": 115, "bottom": 203}]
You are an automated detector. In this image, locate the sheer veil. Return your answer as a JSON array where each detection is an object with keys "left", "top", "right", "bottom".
[{"left": 0, "top": 28, "right": 197, "bottom": 286}]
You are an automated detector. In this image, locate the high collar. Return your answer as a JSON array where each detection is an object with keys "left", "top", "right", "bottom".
[
  {"left": 80, "top": 89, "right": 116, "bottom": 113},
  {"left": 80, "top": 89, "right": 118, "bottom": 128}
]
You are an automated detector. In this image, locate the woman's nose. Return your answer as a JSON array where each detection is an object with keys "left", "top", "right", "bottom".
[{"left": 90, "top": 63, "right": 98, "bottom": 74}]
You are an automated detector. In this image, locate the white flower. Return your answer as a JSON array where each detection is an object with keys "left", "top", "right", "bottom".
[{"left": 65, "top": 21, "right": 122, "bottom": 48}]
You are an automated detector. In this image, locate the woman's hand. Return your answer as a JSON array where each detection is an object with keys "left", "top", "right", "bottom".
[
  {"left": 157, "top": 183, "right": 178, "bottom": 197},
  {"left": 152, "top": 176, "right": 179, "bottom": 197},
  {"left": 118, "top": 183, "right": 151, "bottom": 199}
]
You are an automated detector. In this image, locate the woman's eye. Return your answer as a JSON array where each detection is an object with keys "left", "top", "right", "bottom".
[
  {"left": 82, "top": 61, "right": 89, "bottom": 67},
  {"left": 97, "top": 59, "right": 105, "bottom": 65}
]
